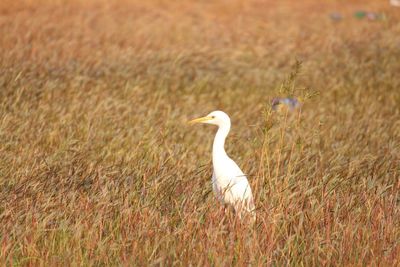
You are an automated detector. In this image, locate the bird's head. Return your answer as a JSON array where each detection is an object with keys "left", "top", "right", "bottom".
[{"left": 188, "top": 110, "right": 231, "bottom": 128}]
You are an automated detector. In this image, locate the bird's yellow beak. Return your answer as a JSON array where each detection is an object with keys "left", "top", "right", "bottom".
[{"left": 188, "top": 116, "right": 213, "bottom": 125}]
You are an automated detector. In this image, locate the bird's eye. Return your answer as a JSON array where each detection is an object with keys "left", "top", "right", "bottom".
[{"left": 211, "top": 116, "right": 215, "bottom": 119}]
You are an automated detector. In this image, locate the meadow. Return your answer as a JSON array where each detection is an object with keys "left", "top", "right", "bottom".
[{"left": 0, "top": 0, "right": 399, "bottom": 265}]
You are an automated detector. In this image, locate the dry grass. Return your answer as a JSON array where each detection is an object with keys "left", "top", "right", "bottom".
[{"left": 1, "top": 0, "right": 400, "bottom": 265}]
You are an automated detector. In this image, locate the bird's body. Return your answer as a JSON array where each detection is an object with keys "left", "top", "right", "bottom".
[
  {"left": 189, "top": 111, "right": 255, "bottom": 220},
  {"left": 271, "top": 97, "right": 301, "bottom": 112}
]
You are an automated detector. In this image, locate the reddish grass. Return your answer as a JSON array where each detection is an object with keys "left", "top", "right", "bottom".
[{"left": 0, "top": 0, "right": 399, "bottom": 265}]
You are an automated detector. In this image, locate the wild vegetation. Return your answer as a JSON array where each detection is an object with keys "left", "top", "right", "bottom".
[{"left": 0, "top": 0, "right": 399, "bottom": 265}]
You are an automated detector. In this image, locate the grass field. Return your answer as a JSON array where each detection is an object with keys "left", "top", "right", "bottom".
[{"left": 1, "top": 0, "right": 400, "bottom": 265}]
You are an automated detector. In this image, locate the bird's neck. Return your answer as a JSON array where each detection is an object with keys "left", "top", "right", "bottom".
[{"left": 212, "top": 125, "right": 230, "bottom": 160}]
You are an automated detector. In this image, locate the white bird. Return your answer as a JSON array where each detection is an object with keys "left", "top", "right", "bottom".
[{"left": 189, "top": 110, "right": 255, "bottom": 221}]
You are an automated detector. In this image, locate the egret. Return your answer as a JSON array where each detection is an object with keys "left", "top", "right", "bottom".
[{"left": 189, "top": 111, "right": 255, "bottom": 221}]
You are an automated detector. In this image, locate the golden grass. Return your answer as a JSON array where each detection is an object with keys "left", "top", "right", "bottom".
[{"left": 0, "top": 0, "right": 399, "bottom": 265}]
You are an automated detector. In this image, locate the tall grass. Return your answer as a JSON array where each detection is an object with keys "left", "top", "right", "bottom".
[{"left": 0, "top": 0, "right": 399, "bottom": 265}]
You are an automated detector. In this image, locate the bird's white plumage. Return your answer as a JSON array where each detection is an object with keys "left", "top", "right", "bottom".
[{"left": 189, "top": 111, "right": 255, "bottom": 220}]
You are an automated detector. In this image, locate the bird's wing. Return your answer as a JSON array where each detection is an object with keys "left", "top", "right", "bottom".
[{"left": 227, "top": 158, "right": 247, "bottom": 181}]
